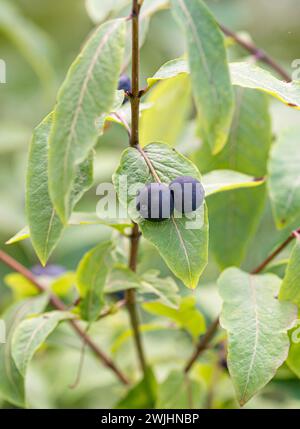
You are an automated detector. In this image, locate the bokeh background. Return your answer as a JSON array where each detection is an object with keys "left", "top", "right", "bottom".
[{"left": 1, "top": 0, "right": 300, "bottom": 409}]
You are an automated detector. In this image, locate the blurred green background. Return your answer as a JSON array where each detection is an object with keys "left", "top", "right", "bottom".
[{"left": 1, "top": 0, "right": 300, "bottom": 409}]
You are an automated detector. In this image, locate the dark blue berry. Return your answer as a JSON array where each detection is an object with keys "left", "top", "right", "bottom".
[
  {"left": 136, "top": 183, "right": 174, "bottom": 222},
  {"left": 118, "top": 75, "right": 131, "bottom": 93},
  {"left": 169, "top": 176, "right": 205, "bottom": 214}
]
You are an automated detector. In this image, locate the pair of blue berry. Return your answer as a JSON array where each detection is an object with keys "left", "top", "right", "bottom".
[{"left": 136, "top": 176, "right": 205, "bottom": 222}]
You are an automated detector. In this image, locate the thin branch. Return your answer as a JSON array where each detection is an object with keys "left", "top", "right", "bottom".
[
  {"left": 219, "top": 24, "right": 291, "bottom": 82},
  {"left": 184, "top": 226, "right": 300, "bottom": 373},
  {"left": 0, "top": 250, "right": 129, "bottom": 385},
  {"left": 251, "top": 227, "right": 300, "bottom": 274},
  {"left": 125, "top": 0, "right": 148, "bottom": 376}
]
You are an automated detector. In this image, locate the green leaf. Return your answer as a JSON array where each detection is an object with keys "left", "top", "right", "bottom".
[
  {"left": 230, "top": 62, "right": 300, "bottom": 109},
  {"left": 195, "top": 88, "right": 272, "bottom": 177},
  {"left": 117, "top": 367, "right": 157, "bottom": 409},
  {"left": 113, "top": 142, "right": 209, "bottom": 289},
  {"left": 143, "top": 296, "right": 206, "bottom": 340},
  {"left": 149, "top": 58, "right": 300, "bottom": 109},
  {"left": 4, "top": 273, "right": 39, "bottom": 300},
  {"left": 268, "top": 128, "right": 300, "bottom": 229},
  {"left": 104, "top": 264, "right": 141, "bottom": 293},
  {"left": 77, "top": 241, "right": 113, "bottom": 322},
  {"left": 0, "top": 0, "right": 55, "bottom": 86},
  {"left": 140, "top": 270, "right": 180, "bottom": 309},
  {"left": 219, "top": 268, "right": 297, "bottom": 406},
  {"left": 208, "top": 186, "right": 266, "bottom": 268},
  {"left": 202, "top": 170, "right": 265, "bottom": 197},
  {"left": 171, "top": 0, "right": 234, "bottom": 154},
  {"left": 6, "top": 226, "right": 30, "bottom": 245},
  {"left": 156, "top": 371, "right": 204, "bottom": 408},
  {"left": 140, "top": 74, "right": 191, "bottom": 147},
  {"left": 0, "top": 295, "right": 48, "bottom": 407},
  {"left": 48, "top": 19, "right": 126, "bottom": 222},
  {"left": 12, "top": 311, "right": 73, "bottom": 377},
  {"left": 86, "top": 0, "right": 130, "bottom": 23},
  {"left": 26, "top": 113, "right": 93, "bottom": 265},
  {"left": 51, "top": 272, "right": 77, "bottom": 298},
  {"left": 286, "top": 324, "right": 300, "bottom": 379},
  {"left": 279, "top": 239, "right": 300, "bottom": 306}
]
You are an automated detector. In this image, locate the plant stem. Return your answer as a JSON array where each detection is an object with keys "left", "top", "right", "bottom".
[
  {"left": 125, "top": 0, "right": 148, "bottom": 376},
  {"left": 184, "top": 226, "right": 300, "bottom": 373},
  {"left": 0, "top": 250, "right": 129, "bottom": 385},
  {"left": 219, "top": 25, "right": 291, "bottom": 82}
]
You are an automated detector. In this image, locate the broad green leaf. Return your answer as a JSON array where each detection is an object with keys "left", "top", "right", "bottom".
[
  {"left": 143, "top": 296, "right": 206, "bottom": 340},
  {"left": 26, "top": 113, "right": 93, "bottom": 265},
  {"left": 268, "top": 128, "right": 300, "bottom": 229},
  {"left": 208, "top": 186, "right": 266, "bottom": 268},
  {"left": 77, "top": 241, "right": 113, "bottom": 321},
  {"left": 104, "top": 264, "right": 141, "bottom": 293},
  {"left": 279, "top": 239, "right": 300, "bottom": 306},
  {"left": 156, "top": 370, "right": 204, "bottom": 409},
  {"left": 171, "top": 0, "right": 234, "bottom": 154},
  {"left": 0, "top": 295, "right": 48, "bottom": 407},
  {"left": 117, "top": 367, "right": 157, "bottom": 409},
  {"left": 193, "top": 88, "right": 271, "bottom": 268},
  {"left": 48, "top": 19, "right": 126, "bottom": 222},
  {"left": 0, "top": 0, "right": 55, "bottom": 86},
  {"left": 140, "top": 74, "right": 191, "bottom": 147},
  {"left": 195, "top": 88, "right": 272, "bottom": 177},
  {"left": 202, "top": 170, "right": 265, "bottom": 197},
  {"left": 12, "top": 311, "right": 73, "bottom": 377},
  {"left": 219, "top": 268, "right": 297, "bottom": 406},
  {"left": 149, "top": 58, "right": 300, "bottom": 109},
  {"left": 4, "top": 273, "right": 39, "bottom": 300},
  {"left": 51, "top": 272, "right": 77, "bottom": 298},
  {"left": 113, "top": 142, "right": 209, "bottom": 289},
  {"left": 230, "top": 62, "right": 300, "bottom": 109}
]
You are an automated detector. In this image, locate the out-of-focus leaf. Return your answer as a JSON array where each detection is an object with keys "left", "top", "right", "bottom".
[
  {"left": 286, "top": 324, "right": 300, "bottom": 379},
  {"left": 0, "top": 124, "right": 31, "bottom": 154},
  {"left": 77, "top": 241, "right": 113, "bottom": 322},
  {"left": 4, "top": 273, "right": 39, "bottom": 300},
  {"left": 85, "top": 0, "right": 130, "bottom": 23},
  {"left": 140, "top": 270, "right": 180, "bottom": 309},
  {"left": 195, "top": 89, "right": 272, "bottom": 177},
  {"left": 156, "top": 370, "right": 204, "bottom": 408},
  {"left": 140, "top": 74, "right": 191, "bottom": 147},
  {"left": 143, "top": 296, "right": 206, "bottom": 340},
  {"left": 230, "top": 62, "right": 300, "bottom": 109},
  {"left": 202, "top": 170, "right": 265, "bottom": 197},
  {"left": 105, "top": 264, "right": 141, "bottom": 293},
  {"left": 148, "top": 58, "right": 300, "bottom": 109},
  {"left": 51, "top": 272, "right": 77, "bottom": 298},
  {"left": 0, "top": 295, "right": 48, "bottom": 407},
  {"left": 0, "top": 0, "right": 55, "bottom": 86},
  {"left": 171, "top": 0, "right": 234, "bottom": 154},
  {"left": 279, "top": 239, "right": 300, "bottom": 306},
  {"left": 113, "top": 143, "right": 208, "bottom": 289},
  {"left": 6, "top": 226, "right": 29, "bottom": 245},
  {"left": 219, "top": 268, "right": 297, "bottom": 406},
  {"left": 26, "top": 113, "right": 93, "bottom": 265},
  {"left": 12, "top": 311, "right": 73, "bottom": 377},
  {"left": 117, "top": 367, "right": 157, "bottom": 409},
  {"left": 268, "top": 128, "right": 300, "bottom": 229},
  {"left": 48, "top": 19, "right": 126, "bottom": 222}
]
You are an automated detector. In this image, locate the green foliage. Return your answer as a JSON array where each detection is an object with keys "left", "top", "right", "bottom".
[
  {"left": 219, "top": 268, "right": 297, "bottom": 405},
  {"left": 48, "top": 19, "right": 126, "bottom": 222},
  {"left": 268, "top": 129, "right": 300, "bottom": 229},
  {"left": 171, "top": 0, "right": 234, "bottom": 154},
  {"left": 279, "top": 239, "right": 300, "bottom": 306},
  {"left": 12, "top": 311, "right": 73, "bottom": 377},
  {"left": 143, "top": 296, "right": 206, "bottom": 340},
  {"left": 77, "top": 241, "right": 113, "bottom": 322},
  {"left": 117, "top": 367, "right": 157, "bottom": 409},
  {"left": 26, "top": 113, "right": 94, "bottom": 265},
  {"left": 0, "top": 295, "right": 48, "bottom": 407}
]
